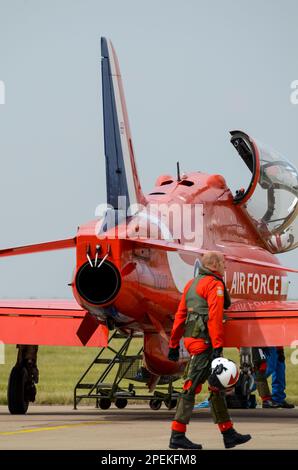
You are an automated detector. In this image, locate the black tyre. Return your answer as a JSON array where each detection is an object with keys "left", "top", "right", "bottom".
[
  {"left": 164, "top": 398, "right": 177, "bottom": 410},
  {"left": 7, "top": 366, "right": 29, "bottom": 415},
  {"left": 149, "top": 399, "right": 162, "bottom": 410},
  {"left": 99, "top": 398, "right": 112, "bottom": 410},
  {"left": 115, "top": 398, "right": 128, "bottom": 409}
]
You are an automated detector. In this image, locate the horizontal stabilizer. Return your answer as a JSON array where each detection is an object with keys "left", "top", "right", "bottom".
[
  {"left": 125, "top": 237, "right": 298, "bottom": 273},
  {"left": 0, "top": 237, "right": 76, "bottom": 258}
]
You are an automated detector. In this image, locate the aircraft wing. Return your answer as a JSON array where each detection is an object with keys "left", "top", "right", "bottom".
[
  {"left": 0, "top": 299, "right": 108, "bottom": 347},
  {"left": 223, "top": 300, "right": 298, "bottom": 347}
]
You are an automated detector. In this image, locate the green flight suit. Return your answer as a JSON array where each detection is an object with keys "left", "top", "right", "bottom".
[{"left": 174, "top": 267, "right": 231, "bottom": 425}]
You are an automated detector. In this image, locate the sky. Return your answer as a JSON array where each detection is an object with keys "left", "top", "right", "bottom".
[{"left": 0, "top": 0, "right": 298, "bottom": 298}]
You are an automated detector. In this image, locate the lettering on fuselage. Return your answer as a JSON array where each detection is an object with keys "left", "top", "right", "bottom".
[{"left": 229, "top": 272, "right": 287, "bottom": 296}]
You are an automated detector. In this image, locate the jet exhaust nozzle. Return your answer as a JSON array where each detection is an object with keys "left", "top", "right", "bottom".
[{"left": 75, "top": 259, "right": 121, "bottom": 306}]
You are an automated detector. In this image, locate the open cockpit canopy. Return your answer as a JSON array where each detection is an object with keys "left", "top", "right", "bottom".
[{"left": 231, "top": 130, "right": 298, "bottom": 253}]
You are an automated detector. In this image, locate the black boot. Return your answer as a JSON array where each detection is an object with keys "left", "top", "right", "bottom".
[
  {"left": 222, "top": 428, "right": 251, "bottom": 449},
  {"left": 273, "top": 400, "right": 295, "bottom": 409},
  {"left": 169, "top": 431, "right": 202, "bottom": 449}
]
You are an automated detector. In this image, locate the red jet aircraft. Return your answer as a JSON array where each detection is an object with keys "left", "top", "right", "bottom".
[{"left": 1, "top": 38, "right": 298, "bottom": 414}]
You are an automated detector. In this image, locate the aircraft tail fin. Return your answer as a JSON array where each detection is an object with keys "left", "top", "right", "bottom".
[{"left": 101, "top": 37, "right": 145, "bottom": 211}]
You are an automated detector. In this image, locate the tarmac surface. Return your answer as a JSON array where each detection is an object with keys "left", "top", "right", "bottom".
[{"left": 0, "top": 404, "right": 298, "bottom": 450}]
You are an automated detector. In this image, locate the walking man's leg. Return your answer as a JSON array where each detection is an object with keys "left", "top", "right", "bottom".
[
  {"left": 209, "top": 389, "right": 251, "bottom": 449},
  {"left": 170, "top": 351, "right": 211, "bottom": 449},
  {"left": 170, "top": 348, "right": 252, "bottom": 449}
]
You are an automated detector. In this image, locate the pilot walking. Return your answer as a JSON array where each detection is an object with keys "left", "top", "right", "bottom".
[{"left": 168, "top": 252, "right": 252, "bottom": 449}]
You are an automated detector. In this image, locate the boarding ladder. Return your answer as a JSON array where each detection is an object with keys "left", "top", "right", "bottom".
[{"left": 73, "top": 330, "right": 180, "bottom": 410}]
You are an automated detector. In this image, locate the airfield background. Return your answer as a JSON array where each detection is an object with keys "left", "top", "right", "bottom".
[
  {"left": 0, "top": 345, "right": 297, "bottom": 405},
  {"left": 1, "top": 0, "right": 298, "bottom": 403}
]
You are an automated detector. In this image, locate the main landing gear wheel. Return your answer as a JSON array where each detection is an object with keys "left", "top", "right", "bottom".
[
  {"left": 149, "top": 399, "right": 162, "bottom": 410},
  {"left": 164, "top": 398, "right": 177, "bottom": 410},
  {"left": 7, "top": 366, "right": 30, "bottom": 415},
  {"left": 115, "top": 398, "right": 128, "bottom": 409},
  {"left": 99, "top": 398, "right": 112, "bottom": 410}
]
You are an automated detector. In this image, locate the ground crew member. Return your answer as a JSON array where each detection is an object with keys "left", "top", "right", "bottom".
[
  {"left": 254, "top": 347, "right": 294, "bottom": 408},
  {"left": 168, "top": 251, "right": 252, "bottom": 449}
]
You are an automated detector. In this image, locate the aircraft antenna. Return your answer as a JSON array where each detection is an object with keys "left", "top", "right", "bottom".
[{"left": 177, "top": 161, "right": 181, "bottom": 182}]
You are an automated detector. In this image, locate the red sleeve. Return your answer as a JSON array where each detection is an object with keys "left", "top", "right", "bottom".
[
  {"left": 169, "top": 280, "right": 192, "bottom": 348},
  {"left": 205, "top": 279, "right": 225, "bottom": 349}
]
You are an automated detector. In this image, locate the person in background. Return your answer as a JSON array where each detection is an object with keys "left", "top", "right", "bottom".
[{"left": 255, "top": 346, "right": 294, "bottom": 408}]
